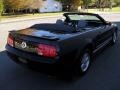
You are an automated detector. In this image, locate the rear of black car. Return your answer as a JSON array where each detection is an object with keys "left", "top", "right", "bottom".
[
  {"left": 6, "top": 29, "right": 78, "bottom": 69},
  {"left": 6, "top": 32, "right": 62, "bottom": 67}
]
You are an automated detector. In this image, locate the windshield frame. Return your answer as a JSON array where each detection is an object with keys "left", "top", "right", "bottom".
[{"left": 63, "top": 13, "right": 107, "bottom": 24}]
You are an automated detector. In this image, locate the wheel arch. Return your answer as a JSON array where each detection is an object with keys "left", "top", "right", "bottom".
[
  {"left": 115, "top": 27, "right": 118, "bottom": 36},
  {"left": 74, "top": 42, "right": 95, "bottom": 63}
]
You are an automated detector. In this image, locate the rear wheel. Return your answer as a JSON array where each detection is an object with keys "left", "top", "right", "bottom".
[{"left": 76, "top": 50, "right": 91, "bottom": 75}]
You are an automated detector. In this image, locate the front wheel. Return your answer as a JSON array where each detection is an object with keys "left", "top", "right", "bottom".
[{"left": 111, "top": 32, "right": 117, "bottom": 45}]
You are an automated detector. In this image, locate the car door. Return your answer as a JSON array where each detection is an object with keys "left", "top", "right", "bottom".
[{"left": 94, "top": 23, "right": 112, "bottom": 52}]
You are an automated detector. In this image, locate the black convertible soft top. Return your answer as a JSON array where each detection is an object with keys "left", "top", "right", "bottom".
[{"left": 30, "top": 23, "right": 75, "bottom": 33}]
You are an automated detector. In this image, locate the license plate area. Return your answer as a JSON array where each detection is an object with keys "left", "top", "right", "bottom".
[{"left": 18, "top": 57, "right": 28, "bottom": 64}]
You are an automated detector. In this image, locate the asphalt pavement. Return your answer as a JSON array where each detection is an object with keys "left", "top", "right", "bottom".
[{"left": 0, "top": 13, "right": 120, "bottom": 90}]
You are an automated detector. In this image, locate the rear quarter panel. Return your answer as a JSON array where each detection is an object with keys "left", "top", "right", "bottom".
[{"left": 58, "top": 28, "right": 100, "bottom": 63}]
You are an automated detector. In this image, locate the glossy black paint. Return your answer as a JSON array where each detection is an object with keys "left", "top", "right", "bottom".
[{"left": 6, "top": 13, "right": 118, "bottom": 67}]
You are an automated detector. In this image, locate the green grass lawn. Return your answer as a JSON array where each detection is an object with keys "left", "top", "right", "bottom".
[
  {"left": 1, "top": 12, "right": 64, "bottom": 21},
  {"left": 111, "top": 7, "right": 120, "bottom": 12},
  {"left": 88, "top": 7, "right": 120, "bottom": 13}
]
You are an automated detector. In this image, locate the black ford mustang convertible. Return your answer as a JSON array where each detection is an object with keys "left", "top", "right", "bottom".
[{"left": 6, "top": 13, "right": 118, "bottom": 75}]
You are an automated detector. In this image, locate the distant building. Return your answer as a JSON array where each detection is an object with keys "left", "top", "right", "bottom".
[{"left": 39, "top": 0, "right": 62, "bottom": 12}]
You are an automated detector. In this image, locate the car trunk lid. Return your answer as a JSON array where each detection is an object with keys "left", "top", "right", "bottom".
[{"left": 13, "top": 28, "right": 62, "bottom": 41}]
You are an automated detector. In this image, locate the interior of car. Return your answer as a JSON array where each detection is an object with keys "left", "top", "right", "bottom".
[{"left": 56, "top": 14, "right": 106, "bottom": 30}]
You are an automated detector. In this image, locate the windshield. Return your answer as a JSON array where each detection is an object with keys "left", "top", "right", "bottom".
[
  {"left": 68, "top": 14, "right": 100, "bottom": 21},
  {"left": 64, "top": 14, "right": 105, "bottom": 29}
]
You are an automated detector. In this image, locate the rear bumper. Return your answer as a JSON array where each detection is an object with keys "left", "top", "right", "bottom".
[
  {"left": 6, "top": 45, "right": 75, "bottom": 68},
  {"left": 6, "top": 45, "right": 60, "bottom": 64}
]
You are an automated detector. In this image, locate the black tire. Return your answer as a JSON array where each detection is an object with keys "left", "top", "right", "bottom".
[
  {"left": 75, "top": 50, "right": 91, "bottom": 75},
  {"left": 111, "top": 32, "right": 117, "bottom": 45}
]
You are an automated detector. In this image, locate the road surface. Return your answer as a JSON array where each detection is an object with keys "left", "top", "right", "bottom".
[{"left": 0, "top": 13, "right": 120, "bottom": 90}]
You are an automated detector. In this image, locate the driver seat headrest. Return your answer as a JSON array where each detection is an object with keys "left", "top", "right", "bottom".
[
  {"left": 77, "top": 20, "right": 87, "bottom": 28},
  {"left": 56, "top": 19, "right": 64, "bottom": 25}
]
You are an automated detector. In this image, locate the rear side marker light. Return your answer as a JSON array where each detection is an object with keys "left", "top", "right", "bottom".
[{"left": 7, "top": 35, "right": 14, "bottom": 47}]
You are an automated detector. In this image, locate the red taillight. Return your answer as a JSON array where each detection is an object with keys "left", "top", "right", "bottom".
[
  {"left": 7, "top": 35, "right": 14, "bottom": 47},
  {"left": 37, "top": 44, "right": 57, "bottom": 58}
]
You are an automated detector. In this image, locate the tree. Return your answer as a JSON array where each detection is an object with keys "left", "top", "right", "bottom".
[
  {"left": 82, "top": 0, "right": 92, "bottom": 9},
  {"left": 30, "top": 0, "right": 43, "bottom": 9},
  {"left": 4, "top": 0, "right": 23, "bottom": 10},
  {"left": 55, "top": 0, "right": 73, "bottom": 7},
  {"left": 3, "top": 0, "right": 25, "bottom": 13},
  {"left": 56, "top": 0, "right": 83, "bottom": 11},
  {"left": 0, "top": 0, "right": 3, "bottom": 15},
  {"left": 113, "top": 0, "right": 120, "bottom": 6},
  {"left": 72, "top": 0, "right": 83, "bottom": 8},
  {"left": 3, "top": 0, "right": 43, "bottom": 14}
]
